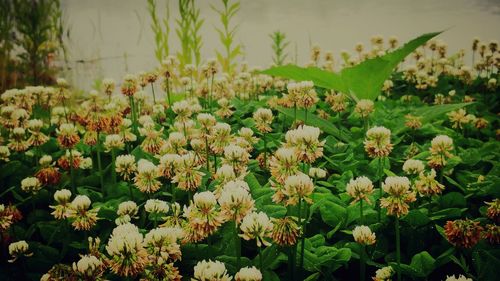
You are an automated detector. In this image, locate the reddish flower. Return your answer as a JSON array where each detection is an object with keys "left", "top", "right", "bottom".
[{"left": 444, "top": 219, "right": 483, "bottom": 248}]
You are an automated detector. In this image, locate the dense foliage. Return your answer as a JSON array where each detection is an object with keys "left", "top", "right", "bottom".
[{"left": 0, "top": 33, "right": 499, "bottom": 281}]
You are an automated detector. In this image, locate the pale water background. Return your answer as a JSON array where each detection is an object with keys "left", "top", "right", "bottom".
[{"left": 60, "top": 0, "right": 500, "bottom": 90}]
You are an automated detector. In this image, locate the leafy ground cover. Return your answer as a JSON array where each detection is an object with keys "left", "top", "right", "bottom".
[{"left": 0, "top": 33, "right": 499, "bottom": 281}]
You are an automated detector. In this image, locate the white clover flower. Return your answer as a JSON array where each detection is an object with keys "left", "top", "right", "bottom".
[
  {"left": 71, "top": 195, "right": 92, "bottom": 211},
  {"left": 72, "top": 255, "right": 102, "bottom": 276},
  {"left": 21, "top": 177, "right": 42, "bottom": 193},
  {"left": 117, "top": 201, "right": 138, "bottom": 217},
  {"left": 309, "top": 167, "right": 326, "bottom": 179},
  {"left": 352, "top": 225, "right": 376, "bottom": 245},
  {"left": 54, "top": 189, "right": 72, "bottom": 203},
  {"left": 235, "top": 266, "right": 262, "bottom": 281},
  {"left": 137, "top": 159, "right": 158, "bottom": 174},
  {"left": 346, "top": 176, "right": 374, "bottom": 204},
  {"left": 192, "top": 259, "right": 232, "bottom": 281},
  {"left": 445, "top": 275, "right": 472, "bottom": 281},
  {"left": 144, "top": 199, "right": 169, "bottom": 214},
  {"left": 402, "top": 159, "right": 425, "bottom": 175},
  {"left": 8, "top": 240, "right": 32, "bottom": 262},
  {"left": 374, "top": 266, "right": 394, "bottom": 281},
  {"left": 0, "top": 146, "right": 10, "bottom": 161},
  {"left": 104, "top": 134, "right": 125, "bottom": 152},
  {"left": 39, "top": 155, "right": 53, "bottom": 166},
  {"left": 240, "top": 211, "right": 273, "bottom": 247},
  {"left": 193, "top": 191, "right": 217, "bottom": 210},
  {"left": 79, "top": 157, "right": 93, "bottom": 170}
]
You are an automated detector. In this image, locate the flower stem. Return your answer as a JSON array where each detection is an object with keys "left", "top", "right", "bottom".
[
  {"left": 360, "top": 244, "right": 366, "bottom": 281},
  {"left": 297, "top": 198, "right": 302, "bottom": 276},
  {"left": 360, "top": 199, "right": 364, "bottom": 224},
  {"left": 263, "top": 132, "right": 267, "bottom": 168},
  {"left": 129, "top": 96, "right": 138, "bottom": 136},
  {"left": 395, "top": 216, "right": 402, "bottom": 281},
  {"left": 68, "top": 149, "right": 75, "bottom": 193},
  {"left": 377, "top": 157, "right": 382, "bottom": 222},
  {"left": 111, "top": 148, "right": 117, "bottom": 186},
  {"left": 234, "top": 220, "right": 241, "bottom": 269},
  {"left": 150, "top": 83, "right": 156, "bottom": 103},
  {"left": 205, "top": 136, "right": 210, "bottom": 172},
  {"left": 166, "top": 78, "right": 171, "bottom": 106},
  {"left": 258, "top": 246, "right": 263, "bottom": 271},
  {"left": 96, "top": 133, "right": 104, "bottom": 194},
  {"left": 299, "top": 203, "right": 309, "bottom": 275}
]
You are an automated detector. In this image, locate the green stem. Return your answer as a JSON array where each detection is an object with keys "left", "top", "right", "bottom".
[
  {"left": 234, "top": 220, "right": 241, "bottom": 269},
  {"left": 360, "top": 244, "right": 366, "bottom": 281},
  {"left": 377, "top": 157, "right": 382, "bottom": 222},
  {"left": 129, "top": 96, "right": 138, "bottom": 136},
  {"left": 205, "top": 136, "right": 211, "bottom": 172},
  {"left": 128, "top": 184, "right": 134, "bottom": 201},
  {"left": 296, "top": 198, "right": 302, "bottom": 276},
  {"left": 360, "top": 199, "right": 364, "bottom": 224},
  {"left": 166, "top": 78, "right": 171, "bottom": 106},
  {"left": 395, "top": 216, "right": 402, "bottom": 281},
  {"left": 299, "top": 203, "right": 309, "bottom": 275},
  {"left": 96, "top": 133, "right": 105, "bottom": 194},
  {"left": 209, "top": 75, "right": 214, "bottom": 113},
  {"left": 150, "top": 83, "right": 156, "bottom": 103},
  {"left": 171, "top": 182, "right": 176, "bottom": 203},
  {"left": 258, "top": 246, "right": 263, "bottom": 271},
  {"left": 263, "top": 133, "right": 267, "bottom": 168},
  {"left": 111, "top": 148, "right": 117, "bottom": 186},
  {"left": 304, "top": 107, "right": 308, "bottom": 123},
  {"left": 69, "top": 149, "right": 75, "bottom": 193},
  {"left": 213, "top": 154, "right": 218, "bottom": 171}
]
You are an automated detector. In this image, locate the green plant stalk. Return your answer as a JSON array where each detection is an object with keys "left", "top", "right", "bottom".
[
  {"left": 304, "top": 107, "right": 308, "bottom": 123},
  {"left": 111, "top": 148, "right": 117, "bottom": 186},
  {"left": 171, "top": 182, "right": 176, "bottom": 203},
  {"left": 395, "top": 216, "right": 402, "bottom": 281},
  {"left": 205, "top": 136, "right": 211, "bottom": 172},
  {"left": 129, "top": 96, "right": 138, "bottom": 135},
  {"left": 360, "top": 244, "right": 366, "bottom": 281},
  {"left": 299, "top": 203, "right": 309, "bottom": 276},
  {"left": 150, "top": 83, "right": 156, "bottom": 103},
  {"left": 263, "top": 132, "right": 267, "bottom": 168},
  {"left": 377, "top": 157, "right": 382, "bottom": 222},
  {"left": 296, "top": 198, "right": 302, "bottom": 277},
  {"left": 128, "top": 183, "right": 134, "bottom": 201},
  {"left": 209, "top": 74, "right": 214, "bottom": 113},
  {"left": 96, "top": 133, "right": 105, "bottom": 193},
  {"left": 166, "top": 77, "right": 172, "bottom": 106},
  {"left": 234, "top": 220, "right": 241, "bottom": 269},
  {"left": 68, "top": 149, "right": 75, "bottom": 193},
  {"left": 258, "top": 246, "right": 263, "bottom": 271},
  {"left": 360, "top": 199, "right": 364, "bottom": 224}
]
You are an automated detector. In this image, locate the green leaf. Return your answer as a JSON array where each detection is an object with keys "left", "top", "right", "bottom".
[
  {"left": 410, "top": 251, "right": 436, "bottom": 277},
  {"left": 319, "top": 200, "right": 347, "bottom": 228},
  {"left": 262, "top": 31, "right": 441, "bottom": 100},
  {"left": 439, "top": 192, "right": 466, "bottom": 208},
  {"left": 402, "top": 209, "right": 430, "bottom": 227},
  {"left": 473, "top": 249, "right": 500, "bottom": 281},
  {"left": 261, "top": 64, "right": 345, "bottom": 91}
]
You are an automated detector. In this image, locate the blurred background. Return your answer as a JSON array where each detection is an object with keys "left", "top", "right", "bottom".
[{"left": 2, "top": 0, "right": 500, "bottom": 91}]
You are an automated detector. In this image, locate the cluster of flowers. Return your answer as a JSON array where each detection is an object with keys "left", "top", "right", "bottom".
[{"left": 0, "top": 36, "right": 498, "bottom": 280}]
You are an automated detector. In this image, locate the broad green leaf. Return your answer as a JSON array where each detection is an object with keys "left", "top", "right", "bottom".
[
  {"left": 402, "top": 209, "right": 430, "bottom": 227},
  {"left": 261, "top": 64, "right": 345, "bottom": 91},
  {"left": 341, "top": 31, "right": 440, "bottom": 100},
  {"left": 473, "top": 249, "right": 500, "bottom": 281},
  {"left": 410, "top": 251, "right": 436, "bottom": 277},
  {"left": 262, "top": 31, "right": 441, "bottom": 100},
  {"left": 319, "top": 200, "right": 347, "bottom": 228}
]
